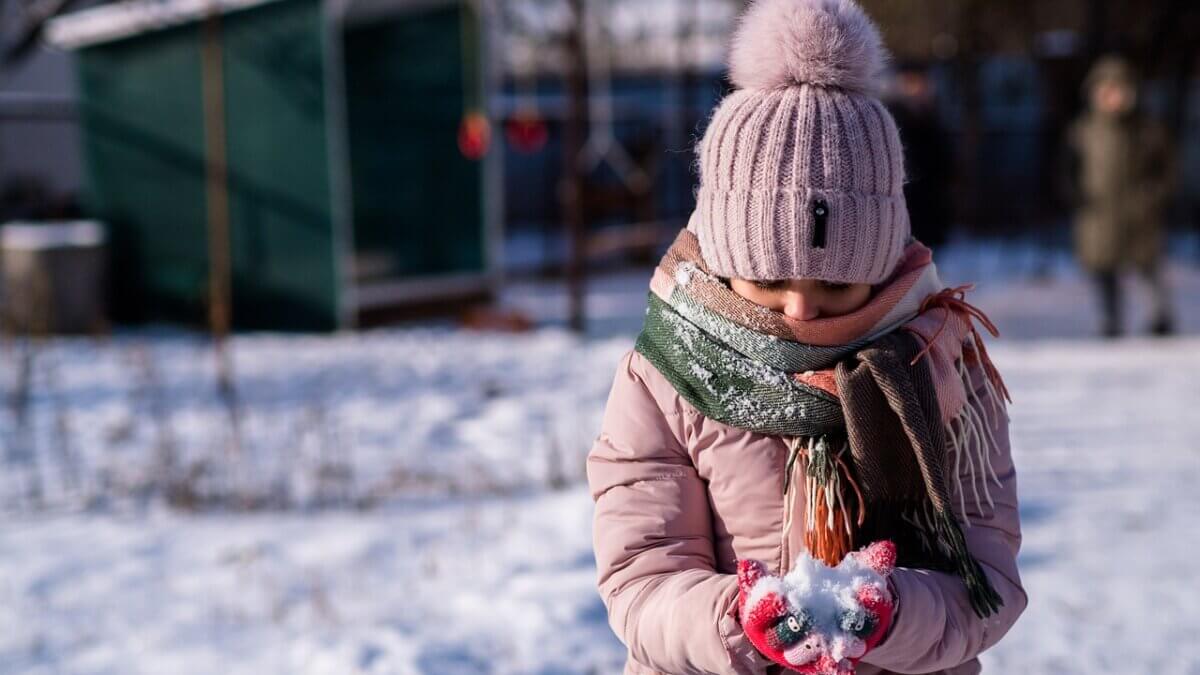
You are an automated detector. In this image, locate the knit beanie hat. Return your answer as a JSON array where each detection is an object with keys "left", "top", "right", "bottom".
[{"left": 689, "top": 0, "right": 910, "bottom": 285}]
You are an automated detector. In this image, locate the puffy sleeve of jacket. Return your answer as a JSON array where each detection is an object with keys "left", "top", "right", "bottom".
[
  {"left": 861, "top": 359, "right": 1029, "bottom": 673},
  {"left": 587, "top": 349, "right": 776, "bottom": 675}
]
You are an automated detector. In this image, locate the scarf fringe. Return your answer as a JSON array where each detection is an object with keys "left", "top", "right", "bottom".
[
  {"left": 911, "top": 284, "right": 1012, "bottom": 406},
  {"left": 944, "top": 337, "right": 1011, "bottom": 525},
  {"left": 900, "top": 500, "right": 945, "bottom": 556},
  {"left": 793, "top": 436, "right": 864, "bottom": 567},
  {"left": 901, "top": 501, "right": 1005, "bottom": 617},
  {"left": 933, "top": 509, "right": 1006, "bottom": 617}
]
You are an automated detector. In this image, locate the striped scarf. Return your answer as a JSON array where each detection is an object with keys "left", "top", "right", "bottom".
[{"left": 635, "top": 228, "right": 1010, "bottom": 618}]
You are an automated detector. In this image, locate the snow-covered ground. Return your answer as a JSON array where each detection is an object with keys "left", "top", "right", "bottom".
[
  {"left": 2, "top": 241, "right": 1199, "bottom": 674},
  {"left": 0, "top": 328, "right": 632, "bottom": 511}
]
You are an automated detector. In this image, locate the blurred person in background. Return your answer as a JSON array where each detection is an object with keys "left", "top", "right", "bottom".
[
  {"left": 1061, "top": 55, "right": 1177, "bottom": 338},
  {"left": 888, "top": 62, "right": 954, "bottom": 251}
]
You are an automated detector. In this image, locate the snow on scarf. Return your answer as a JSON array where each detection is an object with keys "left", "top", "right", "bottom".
[{"left": 635, "top": 227, "right": 1010, "bottom": 618}]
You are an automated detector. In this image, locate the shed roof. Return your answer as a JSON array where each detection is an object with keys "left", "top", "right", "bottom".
[{"left": 45, "top": 0, "right": 281, "bottom": 49}]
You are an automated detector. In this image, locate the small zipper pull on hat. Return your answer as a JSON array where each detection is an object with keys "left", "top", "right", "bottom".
[{"left": 811, "top": 198, "right": 829, "bottom": 249}]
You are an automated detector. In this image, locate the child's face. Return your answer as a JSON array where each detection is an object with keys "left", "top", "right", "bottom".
[{"left": 728, "top": 278, "right": 873, "bottom": 320}]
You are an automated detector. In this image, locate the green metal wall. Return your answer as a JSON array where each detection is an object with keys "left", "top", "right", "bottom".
[
  {"left": 76, "top": 21, "right": 210, "bottom": 324},
  {"left": 343, "top": 3, "right": 485, "bottom": 282},
  {"left": 76, "top": 0, "right": 339, "bottom": 331},
  {"left": 222, "top": 0, "right": 339, "bottom": 329}
]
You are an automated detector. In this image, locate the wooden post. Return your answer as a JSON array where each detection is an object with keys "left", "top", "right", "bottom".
[
  {"left": 200, "top": 10, "right": 241, "bottom": 452},
  {"left": 563, "top": 0, "right": 588, "bottom": 333}
]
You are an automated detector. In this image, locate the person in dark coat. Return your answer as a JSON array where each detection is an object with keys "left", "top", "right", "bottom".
[
  {"left": 888, "top": 64, "right": 953, "bottom": 250},
  {"left": 1061, "top": 55, "right": 1177, "bottom": 337}
]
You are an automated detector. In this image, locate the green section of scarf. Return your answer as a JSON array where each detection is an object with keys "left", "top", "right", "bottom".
[
  {"left": 634, "top": 272, "right": 1004, "bottom": 619},
  {"left": 635, "top": 291, "right": 847, "bottom": 438}
]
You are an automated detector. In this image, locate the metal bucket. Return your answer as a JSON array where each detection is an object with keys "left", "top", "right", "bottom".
[{"left": 0, "top": 220, "right": 107, "bottom": 334}]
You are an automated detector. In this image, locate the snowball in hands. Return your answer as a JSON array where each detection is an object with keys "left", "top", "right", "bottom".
[{"left": 737, "top": 541, "right": 896, "bottom": 675}]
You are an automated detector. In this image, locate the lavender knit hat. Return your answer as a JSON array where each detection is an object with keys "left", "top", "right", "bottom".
[{"left": 689, "top": 0, "right": 910, "bottom": 285}]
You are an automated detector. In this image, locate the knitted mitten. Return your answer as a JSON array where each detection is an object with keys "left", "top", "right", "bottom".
[{"left": 737, "top": 541, "right": 896, "bottom": 675}]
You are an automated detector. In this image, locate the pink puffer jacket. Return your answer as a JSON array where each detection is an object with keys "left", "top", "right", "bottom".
[{"left": 586, "top": 348, "right": 1027, "bottom": 675}]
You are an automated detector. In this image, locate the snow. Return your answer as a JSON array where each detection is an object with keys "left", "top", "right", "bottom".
[
  {"left": 673, "top": 261, "right": 696, "bottom": 287},
  {"left": 741, "top": 554, "right": 885, "bottom": 667},
  {"left": 979, "top": 336, "right": 1200, "bottom": 674},
  {"left": 45, "top": 0, "right": 276, "bottom": 49},
  {"left": 0, "top": 328, "right": 631, "bottom": 510},
  {"left": 2, "top": 239, "right": 1199, "bottom": 673},
  {"left": 0, "top": 221, "right": 105, "bottom": 250},
  {"left": 0, "top": 491, "right": 625, "bottom": 674},
  {"left": 749, "top": 549, "right": 888, "bottom": 636}
]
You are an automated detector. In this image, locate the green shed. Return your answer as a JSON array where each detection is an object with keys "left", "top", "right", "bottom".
[{"left": 47, "top": 0, "right": 502, "bottom": 331}]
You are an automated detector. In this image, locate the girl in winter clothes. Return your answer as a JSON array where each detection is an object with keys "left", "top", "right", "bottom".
[{"left": 586, "top": 1, "right": 1027, "bottom": 674}]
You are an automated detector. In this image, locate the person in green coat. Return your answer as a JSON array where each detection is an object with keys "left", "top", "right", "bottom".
[{"left": 1061, "top": 55, "right": 1177, "bottom": 337}]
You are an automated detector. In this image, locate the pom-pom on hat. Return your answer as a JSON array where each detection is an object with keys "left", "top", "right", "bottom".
[
  {"left": 729, "top": 0, "right": 886, "bottom": 94},
  {"left": 689, "top": 0, "right": 910, "bottom": 285}
]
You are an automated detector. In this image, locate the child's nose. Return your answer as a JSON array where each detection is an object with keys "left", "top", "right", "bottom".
[{"left": 782, "top": 291, "right": 820, "bottom": 320}]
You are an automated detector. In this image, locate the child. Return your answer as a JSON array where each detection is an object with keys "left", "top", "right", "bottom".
[{"left": 586, "top": 1, "right": 1027, "bottom": 674}]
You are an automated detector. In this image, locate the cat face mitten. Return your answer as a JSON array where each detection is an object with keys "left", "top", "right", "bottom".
[{"left": 736, "top": 541, "right": 896, "bottom": 675}]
